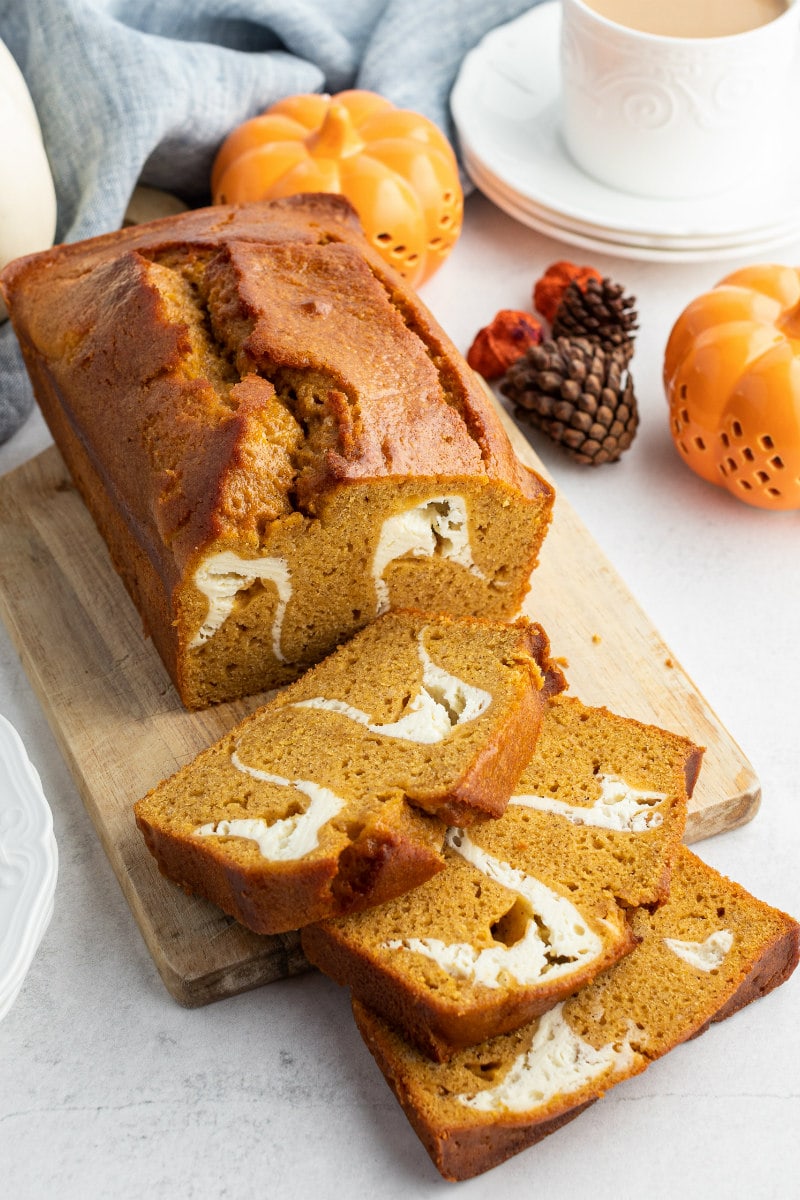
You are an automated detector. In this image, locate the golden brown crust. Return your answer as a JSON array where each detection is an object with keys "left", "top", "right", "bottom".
[
  {"left": 682, "top": 741, "right": 705, "bottom": 798},
  {"left": 1, "top": 196, "right": 548, "bottom": 557},
  {"left": 352, "top": 999, "right": 597, "bottom": 1181},
  {"left": 427, "top": 1101, "right": 596, "bottom": 1183},
  {"left": 704, "top": 923, "right": 800, "bottom": 1025},
  {"left": 136, "top": 804, "right": 446, "bottom": 935},
  {"left": 0, "top": 190, "right": 546, "bottom": 511},
  {"left": 1, "top": 193, "right": 362, "bottom": 294},
  {"left": 402, "top": 618, "right": 566, "bottom": 825}
]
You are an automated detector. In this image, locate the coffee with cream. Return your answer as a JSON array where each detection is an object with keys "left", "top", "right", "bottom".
[{"left": 582, "top": 0, "right": 789, "bottom": 38}]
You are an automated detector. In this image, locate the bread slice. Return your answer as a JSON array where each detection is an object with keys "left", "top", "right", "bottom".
[
  {"left": 510, "top": 695, "right": 702, "bottom": 909},
  {"left": 302, "top": 697, "right": 701, "bottom": 1057},
  {"left": 1, "top": 195, "right": 554, "bottom": 708},
  {"left": 134, "top": 611, "right": 565, "bottom": 933},
  {"left": 352, "top": 846, "right": 799, "bottom": 1181}
]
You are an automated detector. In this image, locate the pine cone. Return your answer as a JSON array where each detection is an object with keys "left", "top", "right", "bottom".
[
  {"left": 551, "top": 277, "right": 638, "bottom": 357},
  {"left": 500, "top": 336, "right": 638, "bottom": 465}
]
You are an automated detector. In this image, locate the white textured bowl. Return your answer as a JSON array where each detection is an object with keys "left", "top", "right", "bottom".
[{"left": 0, "top": 715, "right": 58, "bottom": 1021}]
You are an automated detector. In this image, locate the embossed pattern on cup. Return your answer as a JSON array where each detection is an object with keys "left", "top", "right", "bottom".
[{"left": 560, "top": 0, "right": 799, "bottom": 198}]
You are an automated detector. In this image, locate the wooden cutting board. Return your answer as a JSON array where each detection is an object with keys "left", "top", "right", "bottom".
[{"left": 0, "top": 410, "right": 759, "bottom": 1006}]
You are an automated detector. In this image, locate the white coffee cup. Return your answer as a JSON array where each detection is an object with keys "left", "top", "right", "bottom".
[{"left": 560, "top": 0, "right": 799, "bottom": 198}]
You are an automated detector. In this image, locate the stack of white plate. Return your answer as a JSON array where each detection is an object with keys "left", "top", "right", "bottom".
[
  {"left": 451, "top": 2, "right": 800, "bottom": 263},
  {"left": 0, "top": 716, "right": 58, "bottom": 1022}
]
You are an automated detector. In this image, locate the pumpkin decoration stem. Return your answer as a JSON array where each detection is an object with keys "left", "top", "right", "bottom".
[{"left": 307, "top": 103, "right": 365, "bottom": 160}]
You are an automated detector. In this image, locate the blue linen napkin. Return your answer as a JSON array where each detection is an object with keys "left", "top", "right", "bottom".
[{"left": 0, "top": 0, "right": 539, "bottom": 443}]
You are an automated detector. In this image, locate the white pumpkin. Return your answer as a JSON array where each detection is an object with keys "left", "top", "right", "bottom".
[{"left": 0, "top": 37, "right": 57, "bottom": 319}]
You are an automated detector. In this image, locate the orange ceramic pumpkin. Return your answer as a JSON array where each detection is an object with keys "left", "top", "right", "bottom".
[
  {"left": 211, "top": 90, "right": 463, "bottom": 287},
  {"left": 664, "top": 264, "right": 800, "bottom": 510}
]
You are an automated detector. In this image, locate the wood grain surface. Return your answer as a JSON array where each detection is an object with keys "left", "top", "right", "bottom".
[{"left": 0, "top": 414, "right": 759, "bottom": 1006}]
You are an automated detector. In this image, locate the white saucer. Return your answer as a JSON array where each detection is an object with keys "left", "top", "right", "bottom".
[
  {"left": 0, "top": 715, "right": 58, "bottom": 1022},
  {"left": 465, "top": 153, "right": 800, "bottom": 263},
  {"left": 464, "top": 144, "right": 800, "bottom": 253},
  {"left": 464, "top": 149, "right": 800, "bottom": 263},
  {"left": 451, "top": 2, "right": 800, "bottom": 251}
]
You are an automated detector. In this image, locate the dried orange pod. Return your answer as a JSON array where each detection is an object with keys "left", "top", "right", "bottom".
[
  {"left": 211, "top": 90, "right": 463, "bottom": 287},
  {"left": 664, "top": 264, "right": 800, "bottom": 510},
  {"left": 467, "top": 309, "right": 543, "bottom": 380}
]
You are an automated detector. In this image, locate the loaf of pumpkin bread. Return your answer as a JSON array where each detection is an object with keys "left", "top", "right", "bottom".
[{"left": 0, "top": 195, "right": 554, "bottom": 708}]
